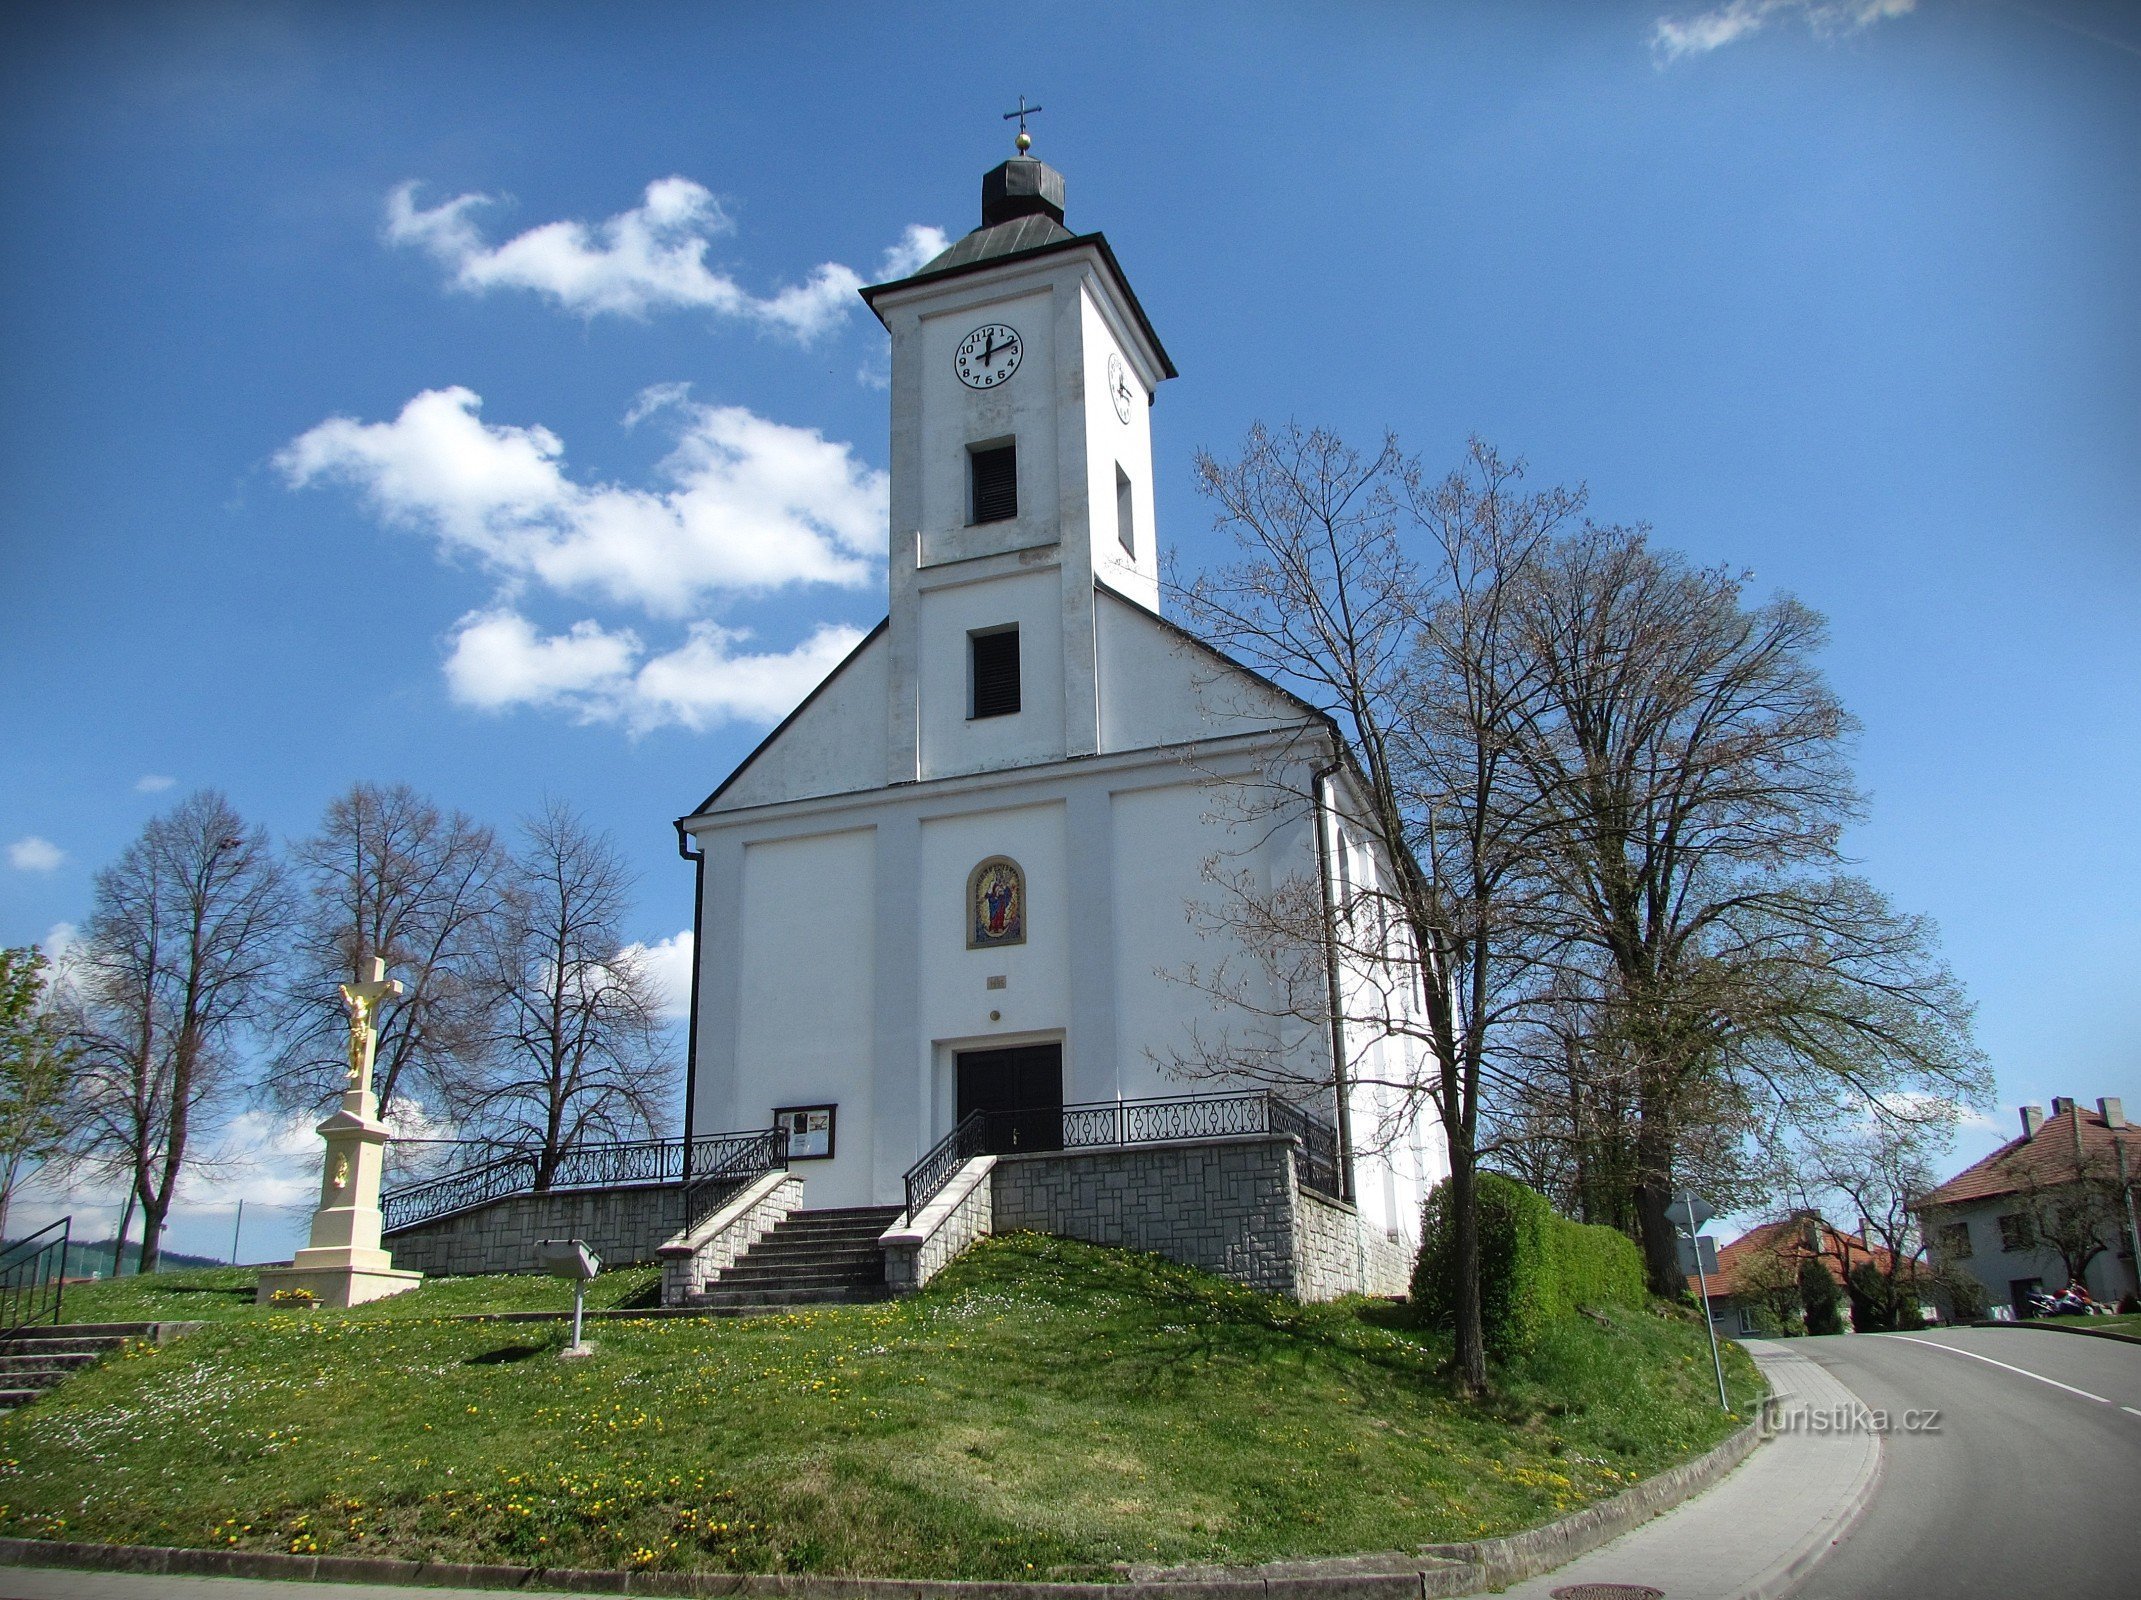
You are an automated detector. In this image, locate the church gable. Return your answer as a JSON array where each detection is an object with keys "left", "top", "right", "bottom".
[
  {"left": 1095, "top": 583, "right": 1314, "bottom": 752},
  {"left": 698, "top": 619, "right": 891, "bottom": 814}
]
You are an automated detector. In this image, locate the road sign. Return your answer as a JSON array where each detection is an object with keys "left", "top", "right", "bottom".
[
  {"left": 1665, "top": 1193, "right": 1715, "bottom": 1232},
  {"left": 1676, "top": 1234, "right": 1719, "bottom": 1277}
]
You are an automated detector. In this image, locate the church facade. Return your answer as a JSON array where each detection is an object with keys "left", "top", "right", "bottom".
[{"left": 673, "top": 149, "right": 1446, "bottom": 1283}]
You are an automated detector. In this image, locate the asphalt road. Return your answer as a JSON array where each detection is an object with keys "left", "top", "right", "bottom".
[{"left": 1792, "top": 1325, "right": 2139, "bottom": 1598}]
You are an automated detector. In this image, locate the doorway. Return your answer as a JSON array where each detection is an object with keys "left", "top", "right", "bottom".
[{"left": 956, "top": 1042, "right": 1064, "bottom": 1153}]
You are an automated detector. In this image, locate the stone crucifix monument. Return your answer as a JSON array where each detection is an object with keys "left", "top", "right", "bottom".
[{"left": 255, "top": 957, "right": 424, "bottom": 1308}]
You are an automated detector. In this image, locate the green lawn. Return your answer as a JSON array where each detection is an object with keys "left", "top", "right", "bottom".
[{"left": 1, "top": 1235, "right": 1763, "bottom": 1580}]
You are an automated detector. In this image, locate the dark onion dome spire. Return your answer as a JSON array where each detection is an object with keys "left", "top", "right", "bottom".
[
  {"left": 980, "top": 156, "right": 1065, "bottom": 228},
  {"left": 857, "top": 132, "right": 1177, "bottom": 381}
]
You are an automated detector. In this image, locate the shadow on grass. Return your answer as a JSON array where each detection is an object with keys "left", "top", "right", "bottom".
[{"left": 464, "top": 1343, "right": 547, "bottom": 1365}]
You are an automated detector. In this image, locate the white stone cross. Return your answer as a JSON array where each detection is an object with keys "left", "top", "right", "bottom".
[{"left": 338, "top": 956, "right": 404, "bottom": 1099}]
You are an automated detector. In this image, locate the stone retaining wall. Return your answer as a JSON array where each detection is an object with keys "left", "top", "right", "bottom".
[
  {"left": 882, "top": 1156, "right": 995, "bottom": 1295},
  {"left": 658, "top": 1173, "right": 802, "bottom": 1302},
  {"left": 383, "top": 1184, "right": 684, "bottom": 1277}
]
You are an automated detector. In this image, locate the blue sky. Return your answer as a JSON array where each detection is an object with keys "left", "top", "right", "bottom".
[{"left": 2, "top": 1, "right": 2135, "bottom": 1261}]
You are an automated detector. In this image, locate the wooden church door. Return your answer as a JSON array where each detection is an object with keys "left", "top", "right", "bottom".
[{"left": 955, "top": 1043, "right": 1064, "bottom": 1153}]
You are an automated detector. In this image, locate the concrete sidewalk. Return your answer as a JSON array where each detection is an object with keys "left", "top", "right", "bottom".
[{"left": 1491, "top": 1338, "right": 1881, "bottom": 1600}]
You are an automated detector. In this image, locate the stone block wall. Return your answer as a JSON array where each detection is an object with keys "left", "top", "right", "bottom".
[
  {"left": 883, "top": 1156, "right": 994, "bottom": 1294},
  {"left": 658, "top": 1173, "right": 803, "bottom": 1303},
  {"left": 383, "top": 1184, "right": 684, "bottom": 1278},
  {"left": 991, "top": 1134, "right": 1303, "bottom": 1295},
  {"left": 1295, "top": 1184, "right": 1414, "bottom": 1301}
]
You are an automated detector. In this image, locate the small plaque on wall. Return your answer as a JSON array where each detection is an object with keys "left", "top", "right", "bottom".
[{"left": 775, "top": 1104, "right": 836, "bottom": 1160}]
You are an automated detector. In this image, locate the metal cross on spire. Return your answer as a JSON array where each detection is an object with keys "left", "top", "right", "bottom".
[{"left": 1002, "top": 96, "right": 1044, "bottom": 154}]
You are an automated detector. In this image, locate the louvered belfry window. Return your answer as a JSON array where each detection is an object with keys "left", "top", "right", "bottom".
[
  {"left": 970, "top": 442, "right": 1018, "bottom": 525},
  {"left": 971, "top": 627, "right": 1020, "bottom": 719}
]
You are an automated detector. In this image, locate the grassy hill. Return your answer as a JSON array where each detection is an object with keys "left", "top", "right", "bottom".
[{"left": 0, "top": 1234, "right": 1761, "bottom": 1579}]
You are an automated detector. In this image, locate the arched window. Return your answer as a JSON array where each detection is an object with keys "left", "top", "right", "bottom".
[{"left": 967, "top": 856, "right": 1026, "bottom": 949}]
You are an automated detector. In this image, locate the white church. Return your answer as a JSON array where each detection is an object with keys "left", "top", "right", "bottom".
[
  {"left": 664, "top": 139, "right": 1445, "bottom": 1297},
  {"left": 385, "top": 139, "right": 1447, "bottom": 1303}
]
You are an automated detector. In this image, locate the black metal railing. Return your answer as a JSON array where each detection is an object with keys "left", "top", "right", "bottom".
[
  {"left": 380, "top": 1129, "right": 789, "bottom": 1233},
  {"left": 902, "top": 1091, "right": 1345, "bottom": 1218},
  {"left": 904, "top": 1109, "right": 992, "bottom": 1221},
  {"left": 681, "top": 1127, "right": 790, "bottom": 1233},
  {"left": 0, "top": 1217, "right": 70, "bottom": 1342}
]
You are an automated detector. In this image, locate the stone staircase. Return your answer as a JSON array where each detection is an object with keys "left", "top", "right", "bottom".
[
  {"left": 0, "top": 1323, "right": 152, "bottom": 1411},
  {"left": 684, "top": 1206, "right": 903, "bottom": 1314}
]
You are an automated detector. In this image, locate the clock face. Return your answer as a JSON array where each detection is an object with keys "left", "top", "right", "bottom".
[
  {"left": 955, "top": 323, "right": 1023, "bottom": 389},
  {"left": 1107, "top": 351, "right": 1134, "bottom": 422}
]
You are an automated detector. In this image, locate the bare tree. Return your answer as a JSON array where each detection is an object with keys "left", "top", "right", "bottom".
[
  {"left": 1498, "top": 529, "right": 1986, "bottom": 1294},
  {"left": 463, "top": 802, "right": 666, "bottom": 1185},
  {"left": 62, "top": 792, "right": 289, "bottom": 1272},
  {"left": 1173, "top": 428, "right": 1577, "bottom": 1393},
  {"left": 271, "top": 782, "right": 504, "bottom": 1125},
  {"left": 0, "top": 946, "right": 80, "bottom": 1240},
  {"left": 2008, "top": 1153, "right": 2128, "bottom": 1292},
  {"left": 1786, "top": 1103, "right": 1950, "bottom": 1326}
]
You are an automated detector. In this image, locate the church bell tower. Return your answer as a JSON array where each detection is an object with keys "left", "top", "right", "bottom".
[{"left": 861, "top": 139, "right": 1176, "bottom": 785}]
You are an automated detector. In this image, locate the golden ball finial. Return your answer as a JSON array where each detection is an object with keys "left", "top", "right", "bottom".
[{"left": 1015, "top": 128, "right": 1032, "bottom": 154}]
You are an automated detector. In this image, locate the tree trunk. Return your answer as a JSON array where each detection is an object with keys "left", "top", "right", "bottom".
[
  {"left": 1632, "top": 1100, "right": 1686, "bottom": 1299},
  {"left": 137, "top": 1186, "right": 166, "bottom": 1274},
  {"left": 1447, "top": 1142, "right": 1487, "bottom": 1392}
]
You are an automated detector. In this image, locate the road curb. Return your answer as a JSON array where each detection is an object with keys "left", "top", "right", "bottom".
[
  {"left": 0, "top": 1415, "right": 1768, "bottom": 1600},
  {"left": 1971, "top": 1317, "right": 2141, "bottom": 1346}
]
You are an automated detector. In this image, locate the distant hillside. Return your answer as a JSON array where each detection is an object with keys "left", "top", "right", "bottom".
[{"left": 1, "top": 1237, "right": 228, "bottom": 1279}]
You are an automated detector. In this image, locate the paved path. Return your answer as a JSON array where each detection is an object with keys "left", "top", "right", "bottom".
[
  {"left": 1490, "top": 1338, "right": 1879, "bottom": 1600},
  {"left": 1789, "top": 1325, "right": 2140, "bottom": 1599}
]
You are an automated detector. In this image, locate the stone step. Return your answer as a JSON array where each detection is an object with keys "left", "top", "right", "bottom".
[
  {"left": 757, "top": 1225, "right": 890, "bottom": 1250},
  {"left": 0, "top": 1388, "right": 49, "bottom": 1411},
  {"left": 690, "top": 1284, "right": 892, "bottom": 1308},
  {"left": 0, "top": 1351, "right": 101, "bottom": 1373},
  {"left": 2, "top": 1322, "right": 157, "bottom": 1340},
  {"left": 785, "top": 1206, "right": 903, "bottom": 1223},
  {"left": 715, "top": 1268, "right": 882, "bottom": 1285},
  {"left": 745, "top": 1242, "right": 887, "bottom": 1262},
  {"left": 0, "top": 1338, "right": 128, "bottom": 1361}
]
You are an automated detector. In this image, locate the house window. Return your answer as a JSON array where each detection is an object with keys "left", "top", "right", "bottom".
[
  {"left": 970, "top": 442, "right": 1018, "bottom": 525},
  {"left": 1997, "top": 1212, "right": 2035, "bottom": 1252},
  {"left": 1938, "top": 1221, "right": 1973, "bottom": 1260},
  {"left": 970, "top": 626, "right": 1020, "bottom": 718},
  {"left": 1115, "top": 465, "right": 1135, "bottom": 555}
]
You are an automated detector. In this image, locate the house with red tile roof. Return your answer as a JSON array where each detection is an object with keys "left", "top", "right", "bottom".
[
  {"left": 1688, "top": 1211, "right": 1900, "bottom": 1337},
  {"left": 1911, "top": 1096, "right": 2141, "bottom": 1318}
]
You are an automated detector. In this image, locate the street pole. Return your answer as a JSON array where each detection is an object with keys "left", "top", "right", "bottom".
[
  {"left": 229, "top": 1199, "right": 244, "bottom": 1268},
  {"left": 1684, "top": 1188, "right": 1731, "bottom": 1412}
]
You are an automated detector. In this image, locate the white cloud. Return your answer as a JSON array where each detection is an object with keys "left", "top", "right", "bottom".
[
  {"left": 6, "top": 836, "right": 64, "bottom": 872},
  {"left": 623, "top": 381, "right": 693, "bottom": 429},
  {"left": 385, "top": 178, "right": 944, "bottom": 340},
  {"left": 444, "top": 609, "right": 863, "bottom": 735},
  {"left": 1652, "top": 0, "right": 1914, "bottom": 59},
  {"left": 879, "top": 223, "right": 951, "bottom": 280},
  {"left": 134, "top": 774, "right": 175, "bottom": 793},
  {"left": 277, "top": 386, "right": 886, "bottom": 617},
  {"left": 41, "top": 922, "right": 77, "bottom": 965},
  {"left": 621, "top": 929, "right": 695, "bottom": 1019}
]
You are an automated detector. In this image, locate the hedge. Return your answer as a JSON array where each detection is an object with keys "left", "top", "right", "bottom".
[{"left": 1412, "top": 1172, "right": 1646, "bottom": 1358}]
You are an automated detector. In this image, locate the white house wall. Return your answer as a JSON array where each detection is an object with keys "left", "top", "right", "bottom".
[
  {"left": 1095, "top": 588, "right": 1305, "bottom": 752},
  {"left": 917, "top": 800, "right": 1071, "bottom": 1127},
  {"left": 917, "top": 567, "right": 1066, "bottom": 779},
  {"left": 732, "top": 827, "right": 877, "bottom": 1208},
  {"left": 708, "top": 628, "right": 890, "bottom": 814}
]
